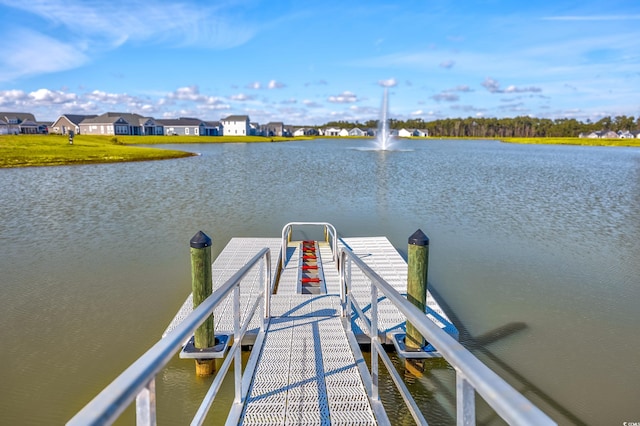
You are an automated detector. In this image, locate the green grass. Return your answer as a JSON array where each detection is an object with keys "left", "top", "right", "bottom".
[
  {"left": 0, "top": 134, "right": 196, "bottom": 168},
  {"left": 500, "top": 137, "right": 640, "bottom": 147}
]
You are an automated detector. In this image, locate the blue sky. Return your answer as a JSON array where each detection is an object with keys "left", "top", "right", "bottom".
[{"left": 0, "top": 0, "right": 639, "bottom": 125}]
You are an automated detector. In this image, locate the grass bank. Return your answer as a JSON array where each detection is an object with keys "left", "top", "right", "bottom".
[
  {"left": 0, "top": 134, "right": 196, "bottom": 168},
  {"left": 500, "top": 137, "right": 640, "bottom": 147}
]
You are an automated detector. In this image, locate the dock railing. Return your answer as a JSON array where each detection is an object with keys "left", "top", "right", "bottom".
[
  {"left": 67, "top": 247, "right": 272, "bottom": 426},
  {"left": 339, "top": 247, "right": 556, "bottom": 426},
  {"left": 281, "top": 221, "right": 338, "bottom": 267}
]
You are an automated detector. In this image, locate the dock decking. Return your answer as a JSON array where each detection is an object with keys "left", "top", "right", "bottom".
[{"left": 164, "top": 235, "right": 456, "bottom": 425}]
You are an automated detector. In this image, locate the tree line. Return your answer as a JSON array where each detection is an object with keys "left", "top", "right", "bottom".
[{"left": 322, "top": 115, "right": 640, "bottom": 138}]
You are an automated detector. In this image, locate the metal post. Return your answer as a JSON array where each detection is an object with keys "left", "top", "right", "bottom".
[
  {"left": 135, "top": 378, "right": 156, "bottom": 426},
  {"left": 190, "top": 231, "right": 215, "bottom": 376},
  {"left": 457, "top": 372, "right": 476, "bottom": 425},
  {"left": 371, "top": 282, "right": 379, "bottom": 400},
  {"left": 406, "top": 229, "right": 429, "bottom": 350},
  {"left": 234, "top": 284, "right": 241, "bottom": 403}
]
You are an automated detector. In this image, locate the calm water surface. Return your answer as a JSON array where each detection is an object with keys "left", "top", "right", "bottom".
[{"left": 1, "top": 139, "right": 639, "bottom": 425}]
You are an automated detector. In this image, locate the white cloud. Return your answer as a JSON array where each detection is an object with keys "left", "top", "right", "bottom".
[
  {"left": 29, "top": 88, "right": 77, "bottom": 104},
  {"left": 88, "top": 90, "right": 139, "bottom": 105},
  {"left": 0, "top": 89, "right": 29, "bottom": 107},
  {"left": 328, "top": 91, "right": 358, "bottom": 103},
  {"left": 0, "top": 28, "right": 88, "bottom": 82},
  {"left": 268, "top": 80, "right": 286, "bottom": 89},
  {"left": 0, "top": 0, "right": 260, "bottom": 81},
  {"left": 378, "top": 78, "right": 397, "bottom": 87},
  {"left": 229, "top": 93, "right": 254, "bottom": 101},
  {"left": 452, "top": 85, "right": 472, "bottom": 92},
  {"left": 482, "top": 77, "right": 541, "bottom": 94},
  {"left": 2, "top": 0, "right": 258, "bottom": 50},
  {"left": 165, "top": 86, "right": 227, "bottom": 108},
  {"left": 247, "top": 82, "right": 262, "bottom": 89}
]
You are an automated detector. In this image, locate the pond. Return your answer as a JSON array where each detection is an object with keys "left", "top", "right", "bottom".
[{"left": 1, "top": 138, "right": 639, "bottom": 424}]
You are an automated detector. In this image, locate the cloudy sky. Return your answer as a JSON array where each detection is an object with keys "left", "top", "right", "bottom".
[{"left": 0, "top": 0, "right": 639, "bottom": 124}]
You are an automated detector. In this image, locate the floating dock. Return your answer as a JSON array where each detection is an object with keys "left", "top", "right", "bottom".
[
  {"left": 164, "top": 230, "right": 457, "bottom": 425},
  {"left": 69, "top": 223, "right": 556, "bottom": 426}
]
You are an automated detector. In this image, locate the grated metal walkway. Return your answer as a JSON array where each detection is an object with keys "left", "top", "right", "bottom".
[
  {"left": 165, "top": 235, "right": 457, "bottom": 425},
  {"left": 241, "top": 295, "right": 375, "bottom": 425},
  {"left": 241, "top": 241, "right": 378, "bottom": 424}
]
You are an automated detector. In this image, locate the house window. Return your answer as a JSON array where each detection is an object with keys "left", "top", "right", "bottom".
[
  {"left": 185, "top": 128, "right": 189, "bottom": 135},
  {"left": 195, "top": 128, "right": 199, "bottom": 135}
]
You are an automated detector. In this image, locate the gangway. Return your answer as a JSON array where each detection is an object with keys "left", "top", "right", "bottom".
[{"left": 67, "top": 222, "right": 556, "bottom": 426}]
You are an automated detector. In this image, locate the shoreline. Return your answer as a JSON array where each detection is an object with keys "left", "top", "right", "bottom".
[{"left": 2, "top": 134, "right": 639, "bottom": 168}]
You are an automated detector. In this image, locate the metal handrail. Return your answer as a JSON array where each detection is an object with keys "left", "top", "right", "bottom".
[
  {"left": 339, "top": 247, "right": 556, "bottom": 426},
  {"left": 67, "top": 247, "right": 272, "bottom": 426},
  {"left": 281, "top": 221, "right": 338, "bottom": 267}
]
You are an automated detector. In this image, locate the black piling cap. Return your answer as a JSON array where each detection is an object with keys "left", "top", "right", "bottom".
[
  {"left": 190, "top": 231, "right": 212, "bottom": 249},
  {"left": 408, "top": 229, "right": 429, "bottom": 246}
]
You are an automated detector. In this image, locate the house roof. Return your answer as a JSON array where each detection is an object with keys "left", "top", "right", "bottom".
[
  {"left": 81, "top": 112, "right": 145, "bottom": 125},
  {"left": 156, "top": 118, "right": 204, "bottom": 126},
  {"left": 0, "top": 112, "right": 36, "bottom": 122},
  {"left": 59, "top": 114, "right": 97, "bottom": 125},
  {"left": 222, "top": 115, "right": 250, "bottom": 122}
]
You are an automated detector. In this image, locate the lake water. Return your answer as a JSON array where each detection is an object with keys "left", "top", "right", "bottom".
[{"left": 1, "top": 138, "right": 639, "bottom": 425}]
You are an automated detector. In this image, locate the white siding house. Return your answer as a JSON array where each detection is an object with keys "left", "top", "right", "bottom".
[
  {"left": 221, "top": 115, "right": 250, "bottom": 136},
  {"left": 398, "top": 128, "right": 413, "bottom": 138}
]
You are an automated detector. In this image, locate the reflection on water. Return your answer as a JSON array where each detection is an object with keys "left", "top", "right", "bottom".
[{"left": 1, "top": 139, "right": 640, "bottom": 424}]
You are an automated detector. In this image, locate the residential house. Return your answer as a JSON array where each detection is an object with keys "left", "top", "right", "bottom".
[
  {"left": 398, "top": 128, "right": 413, "bottom": 138},
  {"left": 221, "top": 115, "right": 250, "bottom": 136},
  {"left": 249, "top": 122, "right": 260, "bottom": 136},
  {"left": 203, "top": 121, "right": 221, "bottom": 136},
  {"left": 600, "top": 130, "right": 619, "bottom": 138},
  {"left": 349, "top": 127, "right": 366, "bottom": 137},
  {"left": 0, "top": 118, "right": 9, "bottom": 135},
  {"left": 17, "top": 119, "right": 39, "bottom": 134},
  {"left": 324, "top": 127, "right": 340, "bottom": 136},
  {"left": 139, "top": 116, "right": 163, "bottom": 135},
  {"left": 156, "top": 118, "right": 205, "bottom": 136},
  {"left": 292, "top": 127, "right": 319, "bottom": 137},
  {"left": 79, "top": 112, "right": 148, "bottom": 135},
  {"left": 338, "top": 128, "right": 350, "bottom": 137},
  {"left": 264, "top": 122, "right": 285, "bottom": 137},
  {"left": 415, "top": 129, "right": 429, "bottom": 137},
  {"left": 0, "top": 112, "right": 38, "bottom": 134},
  {"left": 50, "top": 114, "right": 97, "bottom": 135},
  {"left": 618, "top": 130, "right": 634, "bottom": 139}
]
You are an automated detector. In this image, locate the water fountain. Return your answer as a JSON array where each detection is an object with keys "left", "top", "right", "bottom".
[{"left": 376, "top": 88, "right": 393, "bottom": 151}]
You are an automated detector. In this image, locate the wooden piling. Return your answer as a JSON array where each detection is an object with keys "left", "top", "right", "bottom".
[
  {"left": 190, "top": 231, "right": 215, "bottom": 376},
  {"left": 406, "top": 229, "right": 429, "bottom": 351}
]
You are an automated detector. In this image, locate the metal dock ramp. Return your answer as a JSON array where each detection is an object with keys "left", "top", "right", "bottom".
[{"left": 242, "top": 296, "right": 376, "bottom": 425}]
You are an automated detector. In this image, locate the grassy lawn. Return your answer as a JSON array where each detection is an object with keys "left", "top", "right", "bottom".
[
  {"left": 0, "top": 134, "right": 196, "bottom": 168},
  {"left": 500, "top": 137, "right": 640, "bottom": 147}
]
